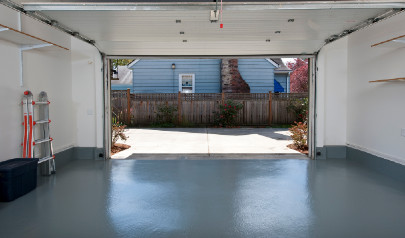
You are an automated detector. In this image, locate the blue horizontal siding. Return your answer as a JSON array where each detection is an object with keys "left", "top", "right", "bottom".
[
  {"left": 111, "top": 84, "right": 133, "bottom": 93},
  {"left": 128, "top": 59, "right": 281, "bottom": 93},
  {"left": 131, "top": 59, "right": 221, "bottom": 93},
  {"left": 238, "top": 59, "right": 276, "bottom": 93}
]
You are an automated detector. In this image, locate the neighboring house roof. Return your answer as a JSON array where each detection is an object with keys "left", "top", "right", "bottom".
[
  {"left": 265, "top": 58, "right": 279, "bottom": 68},
  {"left": 271, "top": 58, "right": 292, "bottom": 73},
  {"left": 127, "top": 59, "right": 140, "bottom": 68},
  {"left": 111, "top": 65, "right": 133, "bottom": 85}
]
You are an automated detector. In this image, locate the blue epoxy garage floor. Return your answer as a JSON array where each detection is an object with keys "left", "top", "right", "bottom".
[{"left": 1, "top": 158, "right": 405, "bottom": 238}]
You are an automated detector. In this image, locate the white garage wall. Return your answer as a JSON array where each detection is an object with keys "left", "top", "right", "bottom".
[
  {"left": 0, "top": 40, "right": 26, "bottom": 161},
  {"left": 23, "top": 47, "right": 74, "bottom": 153},
  {"left": 317, "top": 12, "right": 405, "bottom": 163},
  {"left": 0, "top": 40, "right": 74, "bottom": 162},
  {"left": 71, "top": 37, "right": 104, "bottom": 149},
  {"left": 346, "top": 12, "right": 405, "bottom": 164},
  {"left": 316, "top": 37, "right": 348, "bottom": 147},
  {"left": 0, "top": 5, "right": 103, "bottom": 162},
  {"left": 0, "top": 5, "right": 75, "bottom": 162}
]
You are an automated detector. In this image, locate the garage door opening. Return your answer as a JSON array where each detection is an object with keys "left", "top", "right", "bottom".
[{"left": 107, "top": 57, "right": 312, "bottom": 159}]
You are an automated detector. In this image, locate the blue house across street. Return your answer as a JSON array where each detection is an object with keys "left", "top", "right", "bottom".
[{"left": 112, "top": 58, "right": 291, "bottom": 94}]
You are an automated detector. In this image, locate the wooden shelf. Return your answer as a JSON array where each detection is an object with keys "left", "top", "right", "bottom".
[
  {"left": 371, "top": 35, "right": 405, "bottom": 48},
  {"left": 0, "top": 23, "right": 69, "bottom": 51},
  {"left": 369, "top": 78, "right": 405, "bottom": 83}
]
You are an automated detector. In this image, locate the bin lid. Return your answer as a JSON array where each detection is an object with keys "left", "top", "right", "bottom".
[{"left": 0, "top": 159, "right": 39, "bottom": 178}]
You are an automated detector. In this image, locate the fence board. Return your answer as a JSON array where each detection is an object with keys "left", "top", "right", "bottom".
[{"left": 111, "top": 91, "right": 307, "bottom": 126}]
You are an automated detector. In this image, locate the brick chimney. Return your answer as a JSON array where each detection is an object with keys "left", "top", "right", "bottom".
[{"left": 221, "top": 59, "right": 250, "bottom": 93}]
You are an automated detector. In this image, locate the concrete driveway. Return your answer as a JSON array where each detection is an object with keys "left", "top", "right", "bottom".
[{"left": 112, "top": 128, "right": 305, "bottom": 159}]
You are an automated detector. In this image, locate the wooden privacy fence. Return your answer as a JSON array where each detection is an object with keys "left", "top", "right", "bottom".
[{"left": 111, "top": 89, "right": 308, "bottom": 126}]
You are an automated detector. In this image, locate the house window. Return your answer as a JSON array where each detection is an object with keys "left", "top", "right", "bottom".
[{"left": 179, "top": 74, "right": 195, "bottom": 93}]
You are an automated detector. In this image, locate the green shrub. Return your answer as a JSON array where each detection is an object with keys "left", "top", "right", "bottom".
[
  {"left": 214, "top": 100, "right": 243, "bottom": 127},
  {"left": 287, "top": 97, "right": 308, "bottom": 122},
  {"left": 154, "top": 104, "right": 178, "bottom": 127}
]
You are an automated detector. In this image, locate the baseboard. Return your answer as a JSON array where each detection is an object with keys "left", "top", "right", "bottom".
[
  {"left": 347, "top": 146, "right": 405, "bottom": 183},
  {"left": 54, "top": 147, "right": 76, "bottom": 168},
  {"left": 315, "top": 145, "right": 346, "bottom": 160},
  {"left": 316, "top": 145, "right": 405, "bottom": 183},
  {"left": 74, "top": 147, "right": 104, "bottom": 160},
  {"left": 347, "top": 143, "right": 405, "bottom": 166},
  {"left": 36, "top": 147, "right": 104, "bottom": 176},
  {"left": 37, "top": 147, "right": 76, "bottom": 176}
]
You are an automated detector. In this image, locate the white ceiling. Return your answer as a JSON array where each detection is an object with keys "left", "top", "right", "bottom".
[{"left": 19, "top": 3, "right": 392, "bottom": 55}]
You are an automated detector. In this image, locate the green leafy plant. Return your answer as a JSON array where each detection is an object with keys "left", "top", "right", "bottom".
[
  {"left": 287, "top": 97, "right": 308, "bottom": 122},
  {"left": 289, "top": 121, "right": 308, "bottom": 150},
  {"left": 154, "top": 104, "right": 178, "bottom": 127},
  {"left": 214, "top": 100, "right": 243, "bottom": 127},
  {"left": 112, "top": 122, "right": 128, "bottom": 145}
]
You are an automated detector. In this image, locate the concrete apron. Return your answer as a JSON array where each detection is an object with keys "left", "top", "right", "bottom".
[{"left": 112, "top": 128, "right": 306, "bottom": 159}]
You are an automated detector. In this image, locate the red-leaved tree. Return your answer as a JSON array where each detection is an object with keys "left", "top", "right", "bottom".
[{"left": 287, "top": 58, "right": 308, "bottom": 93}]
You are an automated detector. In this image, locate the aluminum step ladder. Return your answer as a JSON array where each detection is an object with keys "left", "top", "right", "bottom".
[{"left": 22, "top": 90, "right": 56, "bottom": 175}]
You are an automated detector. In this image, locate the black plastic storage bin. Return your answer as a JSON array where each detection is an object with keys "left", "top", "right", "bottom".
[{"left": 0, "top": 158, "right": 39, "bottom": 202}]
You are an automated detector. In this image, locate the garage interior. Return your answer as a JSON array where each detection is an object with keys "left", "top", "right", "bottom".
[{"left": 0, "top": 1, "right": 405, "bottom": 237}]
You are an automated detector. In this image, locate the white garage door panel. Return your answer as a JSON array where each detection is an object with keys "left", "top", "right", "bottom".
[
  {"left": 37, "top": 8, "right": 387, "bottom": 55},
  {"left": 97, "top": 40, "right": 322, "bottom": 55}
]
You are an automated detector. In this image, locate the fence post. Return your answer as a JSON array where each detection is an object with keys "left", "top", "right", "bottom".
[
  {"left": 269, "top": 91, "right": 272, "bottom": 126},
  {"left": 126, "top": 88, "right": 131, "bottom": 125},
  {"left": 221, "top": 92, "right": 225, "bottom": 104},
  {"left": 178, "top": 91, "right": 182, "bottom": 124}
]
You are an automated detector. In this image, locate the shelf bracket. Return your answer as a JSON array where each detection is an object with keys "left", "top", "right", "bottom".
[
  {"left": 19, "top": 43, "right": 53, "bottom": 87},
  {"left": 21, "top": 44, "right": 53, "bottom": 51},
  {"left": 393, "top": 39, "right": 405, "bottom": 44}
]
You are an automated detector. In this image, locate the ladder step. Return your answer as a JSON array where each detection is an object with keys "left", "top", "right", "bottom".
[
  {"left": 34, "top": 138, "right": 52, "bottom": 145},
  {"left": 33, "top": 101, "right": 49, "bottom": 105},
  {"left": 38, "top": 156, "right": 53, "bottom": 164},
  {"left": 34, "top": 119, "right": 50, "bottom": 125}
]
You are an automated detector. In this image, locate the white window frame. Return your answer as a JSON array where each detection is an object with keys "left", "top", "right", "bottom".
[{"left": 178, "top": 74, "right": 195, "bottom": 93}]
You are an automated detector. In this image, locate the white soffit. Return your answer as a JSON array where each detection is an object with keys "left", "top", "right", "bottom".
[{"left": 18, "top": 2, "right": 399, "bottom": 55}]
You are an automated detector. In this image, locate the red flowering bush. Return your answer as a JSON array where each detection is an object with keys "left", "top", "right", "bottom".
[
  {"left": 289, "top": 121, "right": 308, "bottom": 150},
  {"left": 214, "top": 100, "right": 243, "bottom": 127}
]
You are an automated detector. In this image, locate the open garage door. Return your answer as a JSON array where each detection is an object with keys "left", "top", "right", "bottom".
[
  {"left": 107, "top": 56, "right": 313, "bottom": 159},
  {"left": 8, "top": 0, "right": 403, "bottom": 158}
]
